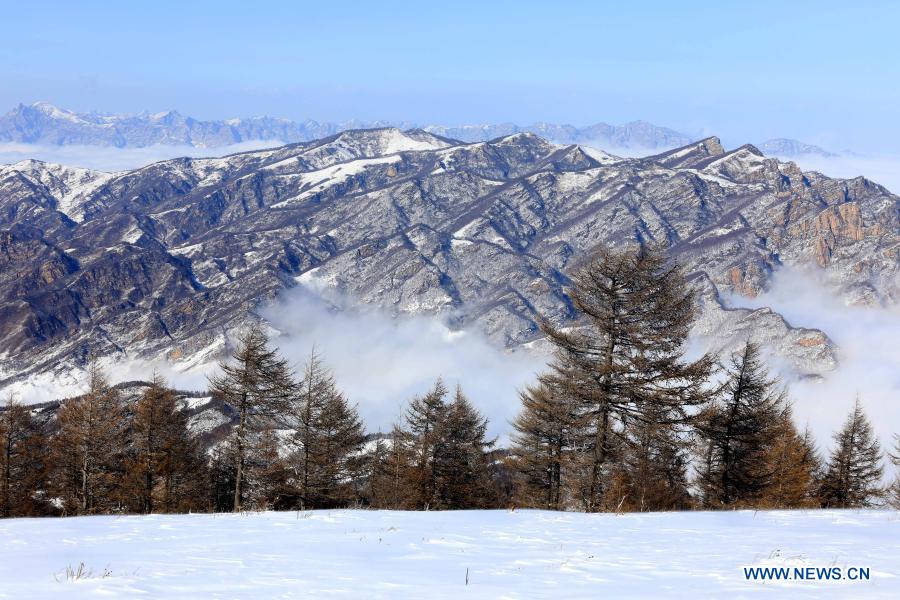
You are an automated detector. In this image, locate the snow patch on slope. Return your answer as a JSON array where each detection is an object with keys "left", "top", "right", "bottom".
[
  {"left": 581, "top": 145, "right": 624, "bottom": 165},
  {"left": 2, "top": 160, "right": 117, "bottom": 222},
  {"left": 269, "top": 155, "right": 401, "bottom": 207}
]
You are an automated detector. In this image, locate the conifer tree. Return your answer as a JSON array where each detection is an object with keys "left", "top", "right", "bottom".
[
  {"left": 367, "top": 425, "right": 412, "bottom": 509},
  {"left": 402, "top": 378, "right": 449, "bottom": 509},
  {"left": 696, "top": 342, "right": 785, "bottom": 507},
  {"left": 246, "top": 424, "right": 290, "bottom": 510},
  {"left": 820, "top": 399, "right": 884, "bottom": 508},
  {"left": 761, "top": 410, "right": 821, "bottom": 508},
  {"left": 209, "top": 325, "right": 295, "bottom": 511},
  {"left": 509, "top": 382, "right": 572, "bottom": 510},
  {"left": 432, "top": 385, "right": 496, "bottom": 509},
  {"left": 53, "top": 363, "right": 127, "bottom": 515},
  {"left": 287, "top": 349, "right": 364, "bottom": 508},
  {"left": 615, "top": 400, "right": 693, "bottom": 511},
  {"left": 0, "top": 396, "right": 36, "bottom": 517},
  {"left": 540, "top": 244, "right": 713, "bottom": 511},
  {"left": 125, "top": 375, "right": 208, "bottom": 513},
  {"left": 888, "top": 434, "right": 900, "bottom": 509},
  {"left": 378, "top": 381, "right": 499, "bottom": 510},
  {"left": 313, "top": 383, "right": 365, "bottom": 505}
]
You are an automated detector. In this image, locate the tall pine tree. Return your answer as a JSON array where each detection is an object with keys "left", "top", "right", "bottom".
[
  {"left": 540, "top": 244, "right": 713, "bottom": 511},
  {"left": 509, "top": 382, "right": 573, "bottom": 510},
  {"left": 820, "top": 399, "right": 884, "bottom": 508},
  {"left": 432, "top": 385, "right": 496, "bottom": 509},
  {"left": 402, "top": 379, "right": 449, "bottom": 509},
  {"left": 375, "top": 380, "right": 498, "bottom": 510},
  {"left": 53, "top": 363, "right": 127, "bottom": 515},
  {"left": 125, "top": 375, "right": 208, "bottom": 513},
  {"left": 209, "top": 325, "right": 296, "bottom": 511},
  {"left": 760, "top": 409, "right": 821, "bottom": 508},
  {"left": 287, "top": 349, "right": 364, "bottom": 508},
  {"left": 696, "top": 342, "right": 785, "bottom": 508}
]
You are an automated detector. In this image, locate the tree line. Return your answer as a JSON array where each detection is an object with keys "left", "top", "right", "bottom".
[
  {"left": 0, "top": 338, "right": 501, "bottom": 517},
  {"left": 1, "top": 245, "right": 898, "bottom": 518},
  {"left": 509, "top": 246, "right": 897, "bottom": 512}
]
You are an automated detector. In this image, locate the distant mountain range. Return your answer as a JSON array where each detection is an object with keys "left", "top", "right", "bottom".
[
  {"left": 2, "top": 128, "right": 896, "bottom": 391},
  {"left": 757, "top": 138, "right": 836, "bottom": 157},
  {"left": 0, "top": 102, "right": 837, "bottom": 158}
]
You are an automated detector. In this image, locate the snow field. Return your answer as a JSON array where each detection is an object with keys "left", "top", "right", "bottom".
[{"left": 0, "top": 509, "right": 898, "bottom": 599}]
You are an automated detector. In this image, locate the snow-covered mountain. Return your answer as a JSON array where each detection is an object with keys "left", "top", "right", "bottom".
[
  {"left": 421, "top": 121, "right": 694, "bottom": 149},
  {"left": 0, "top": 102, "right": 342, "bottom": 148},
  {"left": 758, "top": 138, "right": 837, "bottom": 158},
  {"left": 1, "top": 102, "right": 845, "bottom": 159},
  {"left": 1, "top": 128, "right": 897, "bottom": 388},
  {"left": 0, "top": 102, "right": 693, "bottom": 151}
]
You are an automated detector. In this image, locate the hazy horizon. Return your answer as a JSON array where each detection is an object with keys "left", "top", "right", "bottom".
[{"left": 3, "top": 1, "right": 899, "bottom": 153}]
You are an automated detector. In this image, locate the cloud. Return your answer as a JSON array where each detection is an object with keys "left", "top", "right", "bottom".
[
  {"left": 4, "top": 285, "right": 549, "bottom": 443},
  {"left": 727, "top": 267, "right": 900, "bottom": 469},
  {"left": 0, "top": 140, "right": 286, "bottom": 172},
  {"left": 259, "top": 286, "right": 548, "bottom": 441}
]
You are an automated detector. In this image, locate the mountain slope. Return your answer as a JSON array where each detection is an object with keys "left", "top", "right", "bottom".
[{"left": 1, "top": 129, "right": 897, "bottom": 386}]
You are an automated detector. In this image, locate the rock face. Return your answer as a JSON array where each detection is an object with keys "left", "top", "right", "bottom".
[{"left": 0, "top": 128, "right": 898, "bottom": 385}]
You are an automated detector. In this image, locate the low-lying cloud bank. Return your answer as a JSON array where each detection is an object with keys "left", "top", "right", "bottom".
[
  {"left": 259, "top": 287, "right": 548, "bottom": 440},
  {"left": 0, "top": 140, "right": 285, "bottom": 172},
  {"left": 726, "top": 267, "right": 900, "bottom": 460},
  {"left": 5, "top": 286, "right": 549, "bottom": 441}
]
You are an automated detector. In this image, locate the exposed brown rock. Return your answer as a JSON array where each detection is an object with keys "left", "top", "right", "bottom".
[{"left": 797, "top": 336, "right": 826, "bottom": 347}]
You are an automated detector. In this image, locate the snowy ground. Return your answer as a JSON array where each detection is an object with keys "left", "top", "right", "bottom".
[{"left": 1, "top": 509, "right": 898, "bottom": 599}]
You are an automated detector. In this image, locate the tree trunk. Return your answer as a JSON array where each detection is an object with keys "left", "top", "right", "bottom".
[
  {"left": 81, "top": 449, "right": 89, "bottom": 514},
  {"left": 146, "top": 418, "right": 154, "bottom": 514},
  {"left": 2, "top": 440, "right": 10, "bottom": 517},
  {"left": 233, "top": 396, "right": 247, "bottom": 512}
]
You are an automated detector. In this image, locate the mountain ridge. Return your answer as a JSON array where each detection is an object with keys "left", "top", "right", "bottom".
[
  {"left": 1, "top": 128, "right": 896, "bottom": 392},
  {"left": 1, "top": 103, "right": 839, "bottom": 158}
]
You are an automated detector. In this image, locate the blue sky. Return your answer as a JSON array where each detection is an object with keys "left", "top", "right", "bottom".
[{"left": 2, "top": 0, "right": 899, "bottom": 151}]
